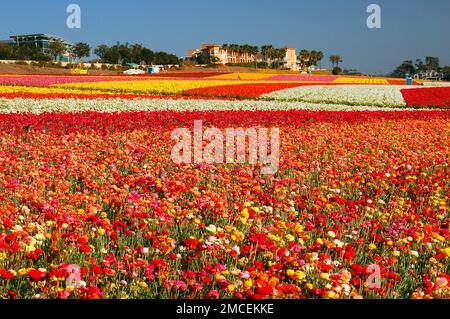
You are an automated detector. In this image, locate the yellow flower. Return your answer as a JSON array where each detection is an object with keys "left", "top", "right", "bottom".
[
  {"left": 241, "top": 208, "right": 249, "bottom": 219},
  {"left": 432, "top": 233, "right": 445, "bottom": 242},
  {"left": 285, "top": 234, "right": 295, "bottom": 242},
  {"left": 295, "top": 270, "right": 306, "bottom": 281},
  {"left": 320, "top": 273, "right": 330, "bottom": 280},
  {"left": 54, "top": 80, "right": 252, "bottom": 95},
  {"left": 233, "top": 230, "right": 244, "bottom": 242},
  {"left": 325, "top": 291, "right": 338, "bottom": 299},
  {"left": 215, "top": 274, "right": 226, "bottom": 281},
  {"left": 244, "top": 279, "right": 253, "bottom": 289},
  {"left": 444, "top": 248, "right": 450, "bottom": 258},
  {"left": 227, "top": 284, "right": 236, "bottom": 292},
  {"left": 368, "top": 243, "right": 377, "bottom": 250},
  {"left": 295, "top": 224, "right": 304, "bottom": 233},
  {"left": 18, "top": 268, "right": 28, "bottom": 276},
  {"left": 97, "top": 228, "right": 106, "bottom": 235},
  {"left": 287, "top": 269, "right": 295, "bottom": 276},
  {"left": 140, "top": 281, "right": 148, "bottom": 289},
  {"left": 333, "top": 77, "right": 389, "bottom": 85}
]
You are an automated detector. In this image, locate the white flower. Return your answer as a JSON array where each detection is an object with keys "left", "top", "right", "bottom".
[
  {"left": 205, "top": 224, "right": 217, "bottom": 234},
  {"left": 0, "top": 96, "right": 430, "bottom": 114},
  {"left": 34, "top": 234, "right": 46, "bottom": 241},
  {"left": 262, "top": 85, "right": 409, "bottom": 107}
]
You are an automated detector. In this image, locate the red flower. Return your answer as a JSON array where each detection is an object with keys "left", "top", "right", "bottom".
[
  {"left": 0, "top": 269, "right": 15, "bottom": 280},
  {"left": 344, "top": 245, "right": 356, "bottom": 262},
  {"left": 2, "top": 218, "right": 13, "bottom": 228},
  {"left": 255, "top": 285, "right": 273, "bottom": 296},
  {"left": 28, "top": 269, "right": 46, "bottom": 282},
  {"left": 79, "top": 245, "right": 91, "bottom": 253},
  {"left": 183, "top": 238, "right": 199, "bottom": 250},
  {"left": 205, "top": 290, "right": 220, "bottom": 299}
]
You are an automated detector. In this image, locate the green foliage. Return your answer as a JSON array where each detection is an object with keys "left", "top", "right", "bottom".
[
  {"left": 72, "top": 42, "right": 91, "bottom": 62},
  {"left": 425, "top": 56, "right": 440, "bottom": 71},
  {"left": 332, "top": 66, "right": 342, "bottom": 75},
  {"left": 391, "top": 60, "right": 416, "bottom": 78},
  {"left": 195, "top": 51, "right": 211, "bottom": 65},
  {"left": 343, "top": 69, "right": 361, "bottom": 75},
  {"left": 298, "top": 49, "right": 324, "bottom": 70},
  {"left": 94, "top": 43, "right": 178, "bottom": 65},
  {"left": 0, "top": 42, "right": 13, "bottom": 59},
  {"left": 48, "top": 40, "right": 67, "bottom": 61},
  {"left": 442, "top": 66, "right": 450, "bottom": 81},
  {"left": 0, "top": 42, "right": 52, "bottom": 61},
  {"left": 392, "top": 56, "right": 443, "bottom": 78}
]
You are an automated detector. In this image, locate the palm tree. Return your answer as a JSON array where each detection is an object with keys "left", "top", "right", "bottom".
[
  {"left": 227, "top": 44, "right": 239, "bottom": 63},
  {"left": 273, "top": 48, "right": 286, "bottom": 69},
  {"left": 329, "top": 55, "right": 343, "bottom": 68},
  {"left": 298, "top": 49, "right": 310, "bottom": 70},
  {"left": 315, "top": 51, "right": 324, "bottom": 68},
  {"left": 261, "top": 45, "right": 273, "bottom": 61}
]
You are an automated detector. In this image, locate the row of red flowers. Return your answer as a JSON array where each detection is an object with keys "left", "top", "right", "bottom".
[
  {"left": 0, "top": 110, "right": 448, "bottom": 133},
  {"left": 401, "top": 87, "right": 450, "bottom": 108}
]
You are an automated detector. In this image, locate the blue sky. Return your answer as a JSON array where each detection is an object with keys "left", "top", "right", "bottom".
[{"left": 1, "top": 0, "right": 449, "bottom": 74}]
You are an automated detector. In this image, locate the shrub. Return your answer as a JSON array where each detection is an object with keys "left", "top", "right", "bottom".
[{"left": 332, "top": 67, "right": 342, "bottom": 75}]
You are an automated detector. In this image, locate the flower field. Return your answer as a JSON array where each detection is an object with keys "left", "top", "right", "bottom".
[
  {"left": 0, "top": 73, "right": 448, "bottom": 107},
  {"left": 0, "top": 73, "right": 449, "bottom": 300}
]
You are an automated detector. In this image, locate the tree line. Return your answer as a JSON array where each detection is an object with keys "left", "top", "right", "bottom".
[
  {"left": 94, "top": 43, "right": 179, "bottom": 65},
  {"left": 391, "top": 56, "right": 450, "bottom": 80},
  {"left": 0, "top": 40, "right": 91, "bottom": 62},
  {"left": 0, "top": 40, "right": 179, "bottom": 65}
]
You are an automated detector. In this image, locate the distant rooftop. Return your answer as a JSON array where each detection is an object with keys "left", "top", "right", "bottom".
[
  {"left": 8, "top": 33, "right": 73, "bottom": 46},
  {"left": 9, "top": 33, "right": 64, "bottom": 39}
]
